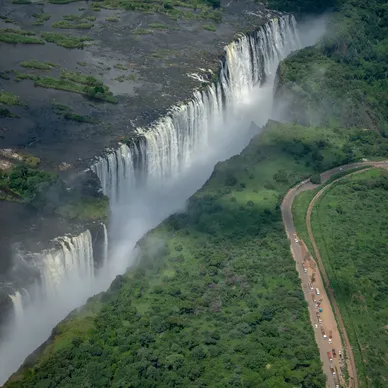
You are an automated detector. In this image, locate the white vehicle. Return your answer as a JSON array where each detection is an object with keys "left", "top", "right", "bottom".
[
  {"left": 315, "top": 324, "right": 318, "bottom": 329},
  {"left": 329, "top": 338, "right": 332, "bottom": 344},
  {"left": 315, "top": 288, "right": 320, "bottom": 296},
  {"left": 304, "top": 268, "right": 308, "bottom": 273}
]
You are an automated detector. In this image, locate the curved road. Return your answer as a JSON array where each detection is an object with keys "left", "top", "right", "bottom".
[{"left": 281, "top": 161, "right": 388, "bottom": 388}]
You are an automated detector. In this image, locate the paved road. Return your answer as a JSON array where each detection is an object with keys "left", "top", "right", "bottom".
[{"left": 281, "top": 161, "right": 388, "bottom": 388}]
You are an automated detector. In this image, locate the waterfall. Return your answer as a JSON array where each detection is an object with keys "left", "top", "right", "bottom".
[
  {"left": 1, "top": 14, "right": 320, "bottom": 385},
  {"left": 92, "top": 15, "right": 301, "bottom": 203},
  {"left": 102, "top": 223, "right": 109, "bottom": 267},
  {"left": 9, "top": 291, "right": 23, "bottom": 323},
  {"left": 36, "top": 230, "right": 94, "bottom": 297}
]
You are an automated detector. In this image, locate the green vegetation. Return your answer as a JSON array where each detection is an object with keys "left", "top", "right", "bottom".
[
  {"left": 113, "top": 63, "right": 128, "bottom": 70},
  {"left": 0, "top": 15, "right": 16, "bottom": 24},
  {"left": 114, "top": 74, "right": 136, "bottom": 82},
  {"left": 57, "top": 196, "right": 109, "bottom": 221},
  {"left": 0, "top": 29, "right": 44, "bottom": 44},
  {"left": 63, "top": 112, "right": 97, "bottom": 123},
  {"left": 307, "top": 169, "right": 388, "bottom": 387},
  {"left": 52, "top": 15, "right": 96, "bottom": 30},
  {"left": 105, "top": 16, "right": 119, "bottom": 22},
  {"left": 148, "top": 23, "right": 168, "bottom": 29},
  {"left": 51, "top": 101, "right": 97, "bottom": 122},
  {"left": 0, "top": 108, "right": 19, "bottom": 118},
  {"left": 0, "top": 163, "right": 108, "bottom": 222},
  {"left": 13, "top": 71, "right": 38, "bottom": 81},
  {"left": 203, "top": 24, "right": 216, "bottom": 32},
  {"left": 52, "top": 20, "right": 94, "bottom": 29},
  {"left": 63, "top": 14, "right": 96, "bottom": 21},
  {"left": 0, "top": 91, "right": 22, "bottom": 105},
  {"left": 276, "top": 0, "right": 388, "bottom": 134},
  {"left": 32, "top": 13, "right": 51, "bottom": 25},
  {"left": 31, "top": 72, "right": 117, "bottom": 103},
  {"left": 0, "top": 165, "right": 58, "bottom": 204},
  {"left": 20, "top": 59, "right": 58, "bottom": 70},
  {"left": 41, "top": 32, "right": 92, "bottom": 49},
  {"left": 133, "top": 28, "right": 154, "bottom": 35}
]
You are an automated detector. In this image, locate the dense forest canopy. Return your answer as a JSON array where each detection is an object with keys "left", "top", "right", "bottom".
[{"left": 277, "top": 0, "right": 388, "bottom": 133}]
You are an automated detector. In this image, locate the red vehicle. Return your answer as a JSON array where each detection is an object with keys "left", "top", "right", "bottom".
[
  {"left": 332, "top": 348, "right": 337, "bottom": 358},
  {"left": 327, "top": 352, "right": 332, "bottom": 361}
]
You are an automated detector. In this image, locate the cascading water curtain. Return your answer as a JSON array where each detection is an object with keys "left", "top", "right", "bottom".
[{"left": 91, "top": 15, "right": 301, "bottom": 206}]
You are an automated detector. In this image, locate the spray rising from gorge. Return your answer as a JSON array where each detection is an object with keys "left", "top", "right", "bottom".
[{"left": 0, "top": 14, "right": 322, "bottom": 384}]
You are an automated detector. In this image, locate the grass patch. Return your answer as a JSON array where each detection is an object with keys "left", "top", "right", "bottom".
[
  {"left": 41, "top": 32, "right": 92, "bottom": 48},
  {"left": 52, "top": 21, "right": 94, "bottom": 29},
  {"left": 114, "top": 74, "right": 136, "bottom": 82},
  {"left": 0, "top": 91, "right": 22, "bottom": 105},
  {"left": 51, "top": 101, "right": 71, "bottom": 111},
  {"left": 148, "top": 23, "right": 168, "bottom": 29},
  {"left": 0, "top": 28, "right": 44, "bottom": 44},
  {"left": 28, "top": 72, "right": 118, "bottom": 103},
  {"left": 32, "top": 13, "right": 51, "bottom": 25},
  {"left": 0, "top": 15, "right": 16, "bottom": 24},
  {"left": 13, "top": 71, "right": 39, "bottom": 81},
  {"left": 133, "top": 28, "right": 153, "bottom": 35},
  {"left": 203, "top": 24, "right": 216, "bottom": 32},
  {"left": 63, "top": 112, "right": 97, "bottom": 123},
  {"left": 77, "top": 61, "right": 88, "bottom": 67},
  {"left": 113, "top": 63, "right": 128, "bottom": 70},
  {"left": 105, "top": 16, "right": 119, "bottom": 22},
  {"left": 35, "top": 76, "right": 84, "bottom": 93},
  {"left": 20, "top": 59, "right": 58, "bottom": 70},
  {"left": 151, "top": 49, "right": 177, "bottom": 59},
  {"left": 309, "top": 169, "right": 388, "bottom": 387},
  {"left": 0, "top": 108, "right": 19, "bottom": 118},
  {"left": 63, "top": 14, "right": 96, "bottom": 21}
]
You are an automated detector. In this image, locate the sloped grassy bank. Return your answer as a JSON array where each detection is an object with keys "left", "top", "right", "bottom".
[{"left": 7, "top": 121, "right": 388, "bottom": 388}]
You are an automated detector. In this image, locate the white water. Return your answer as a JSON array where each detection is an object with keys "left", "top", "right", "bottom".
[
  {"left": 9, "top": 291, "right": 24, "bottom": 324},
  {"left": 0, "top": 15, "right": 318, "bottom": 384},
  {"left": 102, "top": 223, "right": 109, "bottom": 267}
]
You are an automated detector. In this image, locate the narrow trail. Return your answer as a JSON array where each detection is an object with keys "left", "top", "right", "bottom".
[{"left": 282, "top": 160, "right": 388, "bottom": 388}]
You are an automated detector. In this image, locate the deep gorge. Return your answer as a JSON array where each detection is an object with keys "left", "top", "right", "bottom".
[{"left": 0, "top": 13, "right": 317, "bottom": 385}]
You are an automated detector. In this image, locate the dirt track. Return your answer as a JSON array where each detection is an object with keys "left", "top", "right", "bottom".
[{"left": 282, "top": 160, "right": 388, "bottom": 388}]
